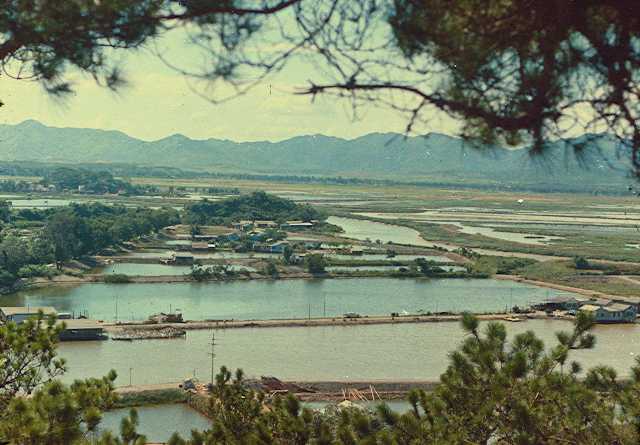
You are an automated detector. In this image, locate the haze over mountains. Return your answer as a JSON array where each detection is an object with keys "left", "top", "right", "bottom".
[{"left": 0, "top": 119, "right": 633, "bottom": 191}]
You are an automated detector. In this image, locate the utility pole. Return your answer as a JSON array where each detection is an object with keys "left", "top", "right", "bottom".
[
  {"left": 129, "top": 368, "right": 133, "bottom": 386},
  {"left": 323, "top": 293, "right": 327, "bottom": 318},
  {"left": 209, "top": 332, "right": 217, "bottom": 386},
  {"left": 115, "top": 294, "right": 119, "bottom": 323},
  {"left": 510, "top": 288, "right": 513, "bottom": 312}
]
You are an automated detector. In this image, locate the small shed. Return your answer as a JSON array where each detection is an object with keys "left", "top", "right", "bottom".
[{"left": 0, "top": 306, "right": 57, "bottom": 324}]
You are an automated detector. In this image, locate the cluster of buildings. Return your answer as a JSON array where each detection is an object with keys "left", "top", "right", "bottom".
[
  {"left": 166, "top": 219, "right": 320, "bottom": 258},
  {"left": 0, "top": 306, "right": 107, "bottom": 340},
  {"left": 537, "top": 295, "right": 638, "bottom": 323}
]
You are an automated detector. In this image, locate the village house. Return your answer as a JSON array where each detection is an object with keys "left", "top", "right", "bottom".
[
  {"left": 269, "top": 241, "right": 290, "bottom": 254},
  {"left": 580, "top": 303, "right": 637, "bottom": 323}
]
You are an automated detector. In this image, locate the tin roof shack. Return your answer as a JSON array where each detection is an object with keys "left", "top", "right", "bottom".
[
  {"left": 57, "top": 319, "right": 107, "bottom": 341},
  {"left": 0, "top": 306, "right": 57, "bottom": 324},
  {"left": 580, "top": 303, "right": 637, "bottom": 323}
]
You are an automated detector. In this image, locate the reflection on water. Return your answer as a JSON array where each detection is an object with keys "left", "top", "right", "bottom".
[
  {"left": 59, "top": 320, "right": 640, "bottom": 386},
  {"left": 99, "top": 404, "right": 210, "bottom": 442},
  {"left": 8, "top": 278, "right": 562, "bottom": 321}
]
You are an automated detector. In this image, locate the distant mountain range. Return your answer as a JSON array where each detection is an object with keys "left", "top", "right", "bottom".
[{"left": 0, "top": 119, "right": 634, "bottom": 192}]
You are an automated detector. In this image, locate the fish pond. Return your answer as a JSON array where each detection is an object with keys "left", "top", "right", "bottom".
[
  {"left": 99, "top": 404, "right": 210, "bottom": 442},
  {"left": 8, "top": 278, "right": 564, "bottom": 322},
  {"left": 58, "top": 320, "right": 640, "bottom": 386}
]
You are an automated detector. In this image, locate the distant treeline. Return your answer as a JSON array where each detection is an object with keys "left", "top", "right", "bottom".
[
  {"left": 0, "top": 161, "right": 634, "bottom": 195},
  {"left": 183, "top": 191, "right": 325, "bottom": 225}
]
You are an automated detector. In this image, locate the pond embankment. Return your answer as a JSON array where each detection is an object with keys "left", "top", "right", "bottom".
[{"left": 104, "top": 312, "right": 553, "bottom": 333}]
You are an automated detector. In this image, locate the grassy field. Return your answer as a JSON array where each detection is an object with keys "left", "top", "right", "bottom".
[{"left": 515, "top": 259, "right": 640, "bottom": 297}]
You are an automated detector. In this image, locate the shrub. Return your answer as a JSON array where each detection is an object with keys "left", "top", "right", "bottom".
[
  {"left": 104, "top": 273, "right": 131, "bottom": 283},
  {"left": 305, "top": 254, "right": 327, "bottom": 274},
  {"left": 574, "top": 256, "right": 590, "bottom": 270},
  {"left": 17, "top": 264, "right": 54, "bottom": 279}
]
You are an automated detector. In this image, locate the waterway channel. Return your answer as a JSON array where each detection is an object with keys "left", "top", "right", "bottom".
[{"left": 327, "top": 216, "right": 439, "bottom": 248}]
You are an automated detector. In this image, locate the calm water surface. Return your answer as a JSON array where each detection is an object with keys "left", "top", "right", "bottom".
[
  {"left": 99, "top": 404, "right": 210, "bottom": 442},
  {"left": 7, "top": 278, "right": 562, "bottom": 321},
  {"left": 125, "top": 250, "right": 278, "bottom": 260},
  {"left": 328, "top": 216, "right": 437, "bottom": 248},
  {"left": 58, "top": 320, "right": 640, "bottom": 386}
]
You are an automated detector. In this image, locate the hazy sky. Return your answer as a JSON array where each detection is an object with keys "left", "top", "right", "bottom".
[{"left": 0, "top": 26, "right": 458, "bottom": 142}]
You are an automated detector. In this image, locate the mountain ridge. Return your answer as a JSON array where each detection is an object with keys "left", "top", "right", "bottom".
[{"left": 0, "top": 120, "right": 632, "bottom": 190}]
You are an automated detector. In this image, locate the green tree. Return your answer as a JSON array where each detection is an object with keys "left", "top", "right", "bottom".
[
  {"left": 0, "top": 313, "right": 141, "bottom": 444},
  {"left": 44, "top": 212, "right": 81, "bottom": 268},
  {"left": 262, "top": 260, "right": 279, "bottom": 277},
  {"left": 305, "top": 253, "right": 327, "bottom": 274},
  {"left": 282, "top": 245, "right": 294, "bottom": 264},
  {"left": 415, "top": 257, "right": 444, "bottom": 276},
  {"left": 0, "top": 234, "right": 30, "bottom": 274},
  {"left": 574, "top": 256, "right": 591, "bottom": 270},
  {"left": 0, "top": 200, "right": 11, "bottom": 223}
]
